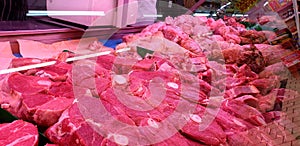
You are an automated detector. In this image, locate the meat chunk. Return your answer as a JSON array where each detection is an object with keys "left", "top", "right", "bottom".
[
  {"left": 222, "top": 100, "right": 266, "bottom": 126},
  {"left": 226, "top": 85, "right": 260, "bottom": 99},
  {"left": 180, "top": 105, "right": 226, "bottom": 145},
  {"left": 237, "top": 45, "right": 265, "bottom": 73},
  {"left": 0, "top": 120, "right": 39, "bottom": 146}
]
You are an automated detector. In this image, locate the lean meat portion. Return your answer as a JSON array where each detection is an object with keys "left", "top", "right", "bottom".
[
  {"left": 123, "top": 22, "right": 202, "bottom": 54},
  {"left": 0, "top": 58, "right": 74, "bottom": 127},
  {"left": 251, "top": 44, "right": 293, "bottom": 66},
  {"left": 259, "top": 62, "right": 290, "bottom": 80},
  {"left": 45, "top": 102, "right": 107, "bottom": 146},
  {"left": 1, "top": 15, "right": 295, "bottom": 146},
  {"left": 249, "top": 75, "right": 280, "bottom": 95},
  {"left": 180, "top": 105, "right": 227, "bottom": 145},
  {"left": 0, "top": 120, "right": 39, "bottom": 146},
  {"left": 222, "top": 100, "right": 266, "bottom": 126},
  {"left": 239, "top": 30, "right": 268, "bottom": 44}
]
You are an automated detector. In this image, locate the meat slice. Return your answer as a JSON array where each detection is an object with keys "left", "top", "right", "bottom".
[
  {"left": 262, "top": 111, "right": 282, "bottom": 123},
  {"left": 45, "top": 94, "right": 139, "bottom": 146},
  {"left": 152, "top": 133, "right": 203, "bottom": 146},
  {"left": 33, "top": 97, "right": 73, "bottom": 127},
  {"left": 45, "top": 103, "right": 105, "bottom": 146},
  {"left": 0, "top": 120, "right": 39, "bottom": 146},
  {"left": 255, "top": 44, "right": 293, "bottom": 66},
  {"left": 222, "top": 100, "right": 266, "bottom": 126},
  {"left": 19, "top": 93, "right": 54, "bottom": 121},
  {"left": 180, "top": 106, "right": 226, "bottom": 145},
  {"left": 214, "top": 108, "right": 255, "bottom": 132},
  {"left": 234, "top": 95, "right": 258, "bottom": 108},
  {"left": 226, "top": 85, "right": 260, "bottom": 99},
  {"left": 33, "top": 62, "right": 72, "bottom": 82},
  {"left": 225, "top": 77, "right": 246, "bottom": 89},
  {"left": 10, "top": 58, "right": 42, "bottom": 69},
  {"left": 259, "top": 62, "right": 290, "bottom": 81},
  {"left": 235, "top": 64, "right": 259, "bottom": 81},
  {"left": 249, "top": 75, "right": 280, "bottom": 95},
  {"left": 7, "top": 73, "right": 52, "bottom": 95}
]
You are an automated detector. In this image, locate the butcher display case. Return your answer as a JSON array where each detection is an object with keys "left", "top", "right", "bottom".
[{"left": 0, "top": 0, "right": 300, "bottom": 146}]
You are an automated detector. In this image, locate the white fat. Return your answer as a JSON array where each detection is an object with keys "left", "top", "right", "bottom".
[
  {"left": 190, "top": 114, "right": 202, "bottom": 123},
  {"left": 136, "top": 86, "right": 143, "bottom": 93},
  {"left": 86, "top": 119, "right": 102, "bottom": 128},
  {"left": 113, "top": 75, "right": 127, "bottom": 85},
  {"left": 159, "top": 63, "right": 172, "bottom": 71},
  {"left": 6, "top": 135, "right": 36, "bottom": 146},
  {"left": 232, "top": 119, "right": 246, "bottom": 128},
  {"left": 113, "top": 134, "right": 129, "bottom": 145},
  {"left": 147, "top": 118, "right": 159, "bottom": 128},
  {"left": 72, "top": 99, "right": 79, "bottom": 104},
  {"left": 75, "top": 139, "right": 80, "bottom": 144},
  {"left": 31, "top": 59, "right": 41, "bottom": 63},
  {"left": 40, "top": 72, "right": 52, "bottom": 78},
  {"left": 1, "top": 103, "right": 10, "bottom": 109},
  {"left": 256, "top": 117, "right": 266, "bottom": 125},
  {"left": 36, "top": 70, "right": 52, "bottom": 78},
  {"left": 37, "top": 80, "right": 52, "bottom": 86},
  {"left": 167, "top": 82, "right": 178, "bottom": 89},
  {"left": 84, "top": 89, "right": 93, "bottom": 97}
]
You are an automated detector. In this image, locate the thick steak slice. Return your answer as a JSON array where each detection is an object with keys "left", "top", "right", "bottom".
[
  {"left": 0, "top": 120, "right": 38, "bottom": 146},
  {"left": 45, "top": 95, "right": 137, "bottom": 146},
  {"left": 19, "top": 93, "right": 54, "bottom": 121},
  {"left": 33, "top": 97, "right": 73, "bottom": 127},
  {"left": 7, "top": 73, "right": 52, "bottom": 95},
  {"left": 45, "top": 103, "right": 105, "bottom": 146}
]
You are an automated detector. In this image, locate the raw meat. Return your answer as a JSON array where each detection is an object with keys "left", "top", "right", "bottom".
[
  {"left": 0, "top": 41, "right": 15, "bottom": 70},
  {"left": 259, "top": 62, "right": 290, "bottom": 80},
  {"left": 1, "top": 14, "right": 296, "bottom": 146},
  {"left": 180, "top": 106, "right": 226, "bottom": 145},
  {"left": 249, "top": 75, "right": 280, "bottom": 95},
  {"left": 7, "top": 73, "right": 52, "bottom": 94},
  {"left": 236, "top": 45, "right": 265, "bottom": 73},
  {"left": 222, "top": 100, "right": 266, "bottom": 126},
  {"left": 152, "top": 132, "right": 203, "bottom": 146},
  {"left": 262, "top": 111, "right": 282, "bottom": 123},
  {"left": 257, "top": 89, "right": 278, "bottom": 113},
  {"left": 1, "top": 58, "right": 74, "bottom": 127},
  {"left": 0, "top": 120, "right": 39, "bottom": 146},
  {"left": 254, "top": 44, "right": 293, "bottom": 66},
  {"left": 45, "top": 103, "right": 106, "bottom": 146},
  {"left": 226, "top": 85, "right": 260, "bottom": 99}
]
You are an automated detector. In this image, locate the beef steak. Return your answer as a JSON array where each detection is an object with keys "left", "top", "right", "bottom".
[{"left": 0, "top": 120, "right": 39, "bottom": 146}]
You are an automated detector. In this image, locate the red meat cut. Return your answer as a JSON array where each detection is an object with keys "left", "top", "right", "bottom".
[{"left": 0, "top": 120, "right": 39, "bottom": 146}]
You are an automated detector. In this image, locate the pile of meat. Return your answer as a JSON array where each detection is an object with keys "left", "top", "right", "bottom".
[{"left": 0, "top": 15, "right": 298, "bottom": 146}]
